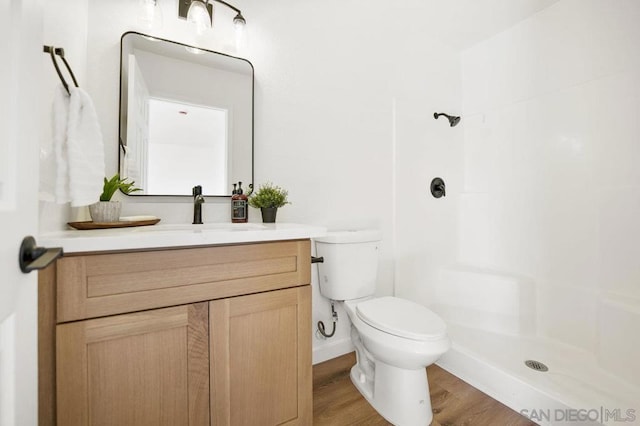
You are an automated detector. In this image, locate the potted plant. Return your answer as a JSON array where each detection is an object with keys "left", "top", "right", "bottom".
[
  {"left": 248, "top": 182, "right": 289, "bottom": 223},
  {"left": 88, "top": 173, "right": 141, "bottom": 222}
]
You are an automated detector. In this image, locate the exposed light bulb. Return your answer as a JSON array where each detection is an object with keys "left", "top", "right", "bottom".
[
  {"left": 233, "top": 13, "right": 246, "bottom": 29},
  {"left": 187, "top": 0, "right": 213, "bottom": 35}
]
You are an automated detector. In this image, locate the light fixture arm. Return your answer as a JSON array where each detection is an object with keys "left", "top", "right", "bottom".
[
  {"left": 179, "top": 0, "right": 246, "bottom": 25},
  {"left": 212, "top": 0, "right": 240, "bottom": 15},
  {"left": 213, "top": 0, "right": 246, "bottom": 26}
]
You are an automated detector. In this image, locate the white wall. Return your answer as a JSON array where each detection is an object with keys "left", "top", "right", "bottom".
[
  {"left": 393, "top": 71, "right": 463, "bottom": 308},
  {"left": 242, "top": 1, "right": 462, "bottom": 361},
  {"left": 459, "top": 0, "right": 640, "bottom": 382},
  {"left": 39, "top": 0, "right": 461, "bottom": 362}
]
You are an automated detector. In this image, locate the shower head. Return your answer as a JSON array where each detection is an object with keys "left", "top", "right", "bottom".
[{"left": 434, "top": 112, "right": 461, "bottom": 127}]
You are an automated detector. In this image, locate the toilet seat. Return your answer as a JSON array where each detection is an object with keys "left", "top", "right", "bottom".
[{"left": 355, "top": 297, "right": 447, "bottom": 341}]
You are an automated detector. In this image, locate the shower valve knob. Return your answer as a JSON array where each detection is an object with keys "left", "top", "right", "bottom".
[{"left": 430, "top": 177, "right": 446, "bottom": 198}]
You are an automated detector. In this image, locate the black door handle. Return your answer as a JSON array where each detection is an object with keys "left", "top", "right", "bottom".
[{"left": 19, "top": 236, "right": 63, "bottom": 273}]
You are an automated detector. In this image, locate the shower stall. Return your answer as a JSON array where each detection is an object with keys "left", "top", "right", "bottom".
[{"left": 395, "top": 1, "right": 640, "bottom": 424}]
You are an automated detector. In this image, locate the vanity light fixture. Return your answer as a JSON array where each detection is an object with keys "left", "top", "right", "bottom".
[{"left": 179, "top": 0, "right": 246, "bottom": 34}]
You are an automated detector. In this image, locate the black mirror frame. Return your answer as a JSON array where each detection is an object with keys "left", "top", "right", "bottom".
[{"left": 117, "top": 31, "right": 254, "bottom": 198}]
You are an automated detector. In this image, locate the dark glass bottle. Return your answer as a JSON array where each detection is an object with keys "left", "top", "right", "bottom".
[{"left": 231, "top": 181, "right": 248, "bottom": 223}]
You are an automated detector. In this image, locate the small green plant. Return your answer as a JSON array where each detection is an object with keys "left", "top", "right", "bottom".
[
  {"left": 99, "top": 173, "right": 141, "bottom": 201},
  {"left": 248, "top": 182, "right": 289, "bottom": 209}
]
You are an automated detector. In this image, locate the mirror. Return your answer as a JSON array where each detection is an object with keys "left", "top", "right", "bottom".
[{"left": 119, "top": 32, "right": 253, "bottom": 197}]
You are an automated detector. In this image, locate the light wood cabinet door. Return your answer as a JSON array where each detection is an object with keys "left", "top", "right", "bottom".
[
  {"left": 210, "top": 286, "right": 312, "bottom": 426},
  {"left": 56, "top": 303, "right": 210, "bottom": 426}
]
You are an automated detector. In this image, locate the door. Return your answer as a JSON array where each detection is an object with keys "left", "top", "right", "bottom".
[
  {"left": 56, "top": 303, "right": 210, "bottom": 426},
  {"left": 124, "top": 54, "right": 150, "bottom": 190},
  {"left": 209, "top": 286, "right": 312, "bottom": 426},
  {"left": 0, "top": 1, "right": 43, "bottom": 425}
]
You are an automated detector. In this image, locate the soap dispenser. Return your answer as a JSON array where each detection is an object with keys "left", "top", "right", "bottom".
[{"left": 231, "top": 181, "right": 248, "bottom": 223}]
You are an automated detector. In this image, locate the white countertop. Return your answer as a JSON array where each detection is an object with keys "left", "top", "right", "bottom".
[{"left": 39, "top": 222, "right": 327, "bottom": 254}]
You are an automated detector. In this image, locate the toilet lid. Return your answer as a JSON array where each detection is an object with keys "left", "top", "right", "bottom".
[{"left": 355, "top": 297, "right": 447, "bottom": 341}]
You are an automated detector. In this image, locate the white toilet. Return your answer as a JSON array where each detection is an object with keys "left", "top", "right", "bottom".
[{"left": 315, "top": 230, "right": 450, "bottom": 426}]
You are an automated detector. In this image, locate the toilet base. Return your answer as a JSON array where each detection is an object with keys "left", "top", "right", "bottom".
[{"left": 350, "top": 360, "right": 433, "bottom": 426}]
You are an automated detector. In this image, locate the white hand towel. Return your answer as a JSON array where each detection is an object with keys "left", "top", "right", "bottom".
[
  {"left": 39, "top": 84, "right": 69, "bottom": 203},
  {"left": 40, "top": 85, "right": 106, "bottom": 207},
  {"left": 66, "top": 86, "right": 105, "bottom": 207}
]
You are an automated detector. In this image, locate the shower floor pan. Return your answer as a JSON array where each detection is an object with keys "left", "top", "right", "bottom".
[{"left": 437, "top": 324, "right": 640, "bottom": 426}]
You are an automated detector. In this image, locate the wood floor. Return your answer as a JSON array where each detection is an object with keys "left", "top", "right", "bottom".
[{"left": 313, "top": 352, "right": 537, "bottom": 426}]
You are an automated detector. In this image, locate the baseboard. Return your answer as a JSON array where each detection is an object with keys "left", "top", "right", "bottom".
[{"left": 313, "top": 337, "right": 354, "bottom": 365}]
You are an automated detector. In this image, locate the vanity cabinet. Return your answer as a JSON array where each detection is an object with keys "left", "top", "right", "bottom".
[{"left": 39, "top": 240, "right": 312, "bottom": 426}]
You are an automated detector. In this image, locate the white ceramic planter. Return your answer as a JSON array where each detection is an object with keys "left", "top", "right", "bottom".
[{"left": 89, "top": 201, "right": 121, "bottom": 223}]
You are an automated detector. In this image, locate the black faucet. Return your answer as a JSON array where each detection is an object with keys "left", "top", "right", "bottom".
[{"left": 192, "top": 185, "right": 204, "bottom": 224}]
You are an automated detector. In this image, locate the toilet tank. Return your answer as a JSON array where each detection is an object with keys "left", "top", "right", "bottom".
[{"left": 314, "top": 230, "right": 382, "bottom": 301}]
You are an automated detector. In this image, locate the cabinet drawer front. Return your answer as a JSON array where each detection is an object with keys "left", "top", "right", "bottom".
[{"left": 57, "top": 240, "right": 311, "bottom": 323}]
